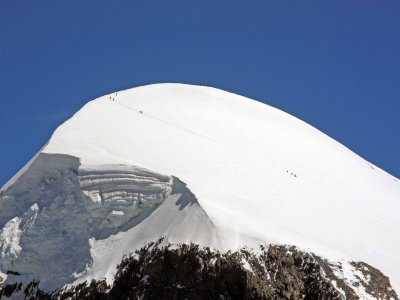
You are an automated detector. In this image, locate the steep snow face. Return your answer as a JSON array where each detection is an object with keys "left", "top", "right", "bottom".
[
  {"left": 78, "top": 177, "right": 260, "bottom": 286},
  {"left": 4, "top": 83, "right": 400, "bottom": 290},
  {"left": 1, "top": 152, "right": 251, "bottom": 290},
  {"left": 0, "top": 203, "right": 39, "bottom": 272},
  {"left": 41, "top": 83, "right": 400, "bottom": 290},
  {"left": 0, "top": 217, "right": 22, "bottom": 261}
]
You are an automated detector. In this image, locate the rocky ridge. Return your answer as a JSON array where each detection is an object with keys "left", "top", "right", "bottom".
[{"left": 1, "top": 240, "right": 397, "bottom": 299}]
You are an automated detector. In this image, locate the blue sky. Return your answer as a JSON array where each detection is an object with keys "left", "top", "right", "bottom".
[{"left": 1, "top": 1, "right": 399, "bottom": 186}]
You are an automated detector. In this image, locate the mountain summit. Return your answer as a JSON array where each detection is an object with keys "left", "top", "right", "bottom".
[{"left": 1, "top": 83, "right": 399, "bottom": 298}]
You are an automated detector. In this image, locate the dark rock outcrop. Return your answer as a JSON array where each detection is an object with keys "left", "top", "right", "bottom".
[{"left": 1, "top": 240, "right": 398, "bottom": 299}]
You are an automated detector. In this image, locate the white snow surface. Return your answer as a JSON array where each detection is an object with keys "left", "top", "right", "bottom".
[
  {"left": 0, "top": 203, "right": 39, "bottom": 264},
  {"left": 0, "top": 217, "right": 22, "bottom": 259},
  {"left": 27, "top": 83, "right": 399, "bottom": 291}
]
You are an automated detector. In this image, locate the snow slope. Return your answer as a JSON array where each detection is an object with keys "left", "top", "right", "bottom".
[{"left": 2, "top": 83, "right": 400, "bottom": 292}]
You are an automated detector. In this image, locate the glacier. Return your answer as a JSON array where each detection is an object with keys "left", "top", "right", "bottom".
[{"left": 0, "top": 83, "right": 399, "bottom": 295}]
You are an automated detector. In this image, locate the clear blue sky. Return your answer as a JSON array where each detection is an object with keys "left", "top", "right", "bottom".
[{"left": 1, "top": 1, "right": 399, "bottom": 186}]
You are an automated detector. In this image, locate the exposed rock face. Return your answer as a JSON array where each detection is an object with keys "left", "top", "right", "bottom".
[
  {"left": 2, "top": 241, "right": 397, "bottom": 299},
  {"left": 315, "top": 258, "right": 399, "bottom": 300},
  {"left": 351, "top": 261, "right": 398, "bottom": 299}
]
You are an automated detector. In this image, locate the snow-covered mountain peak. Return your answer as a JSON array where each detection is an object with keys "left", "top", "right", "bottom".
[{"left": 1, "top": 83, "right": 399, "bottom": 296}]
